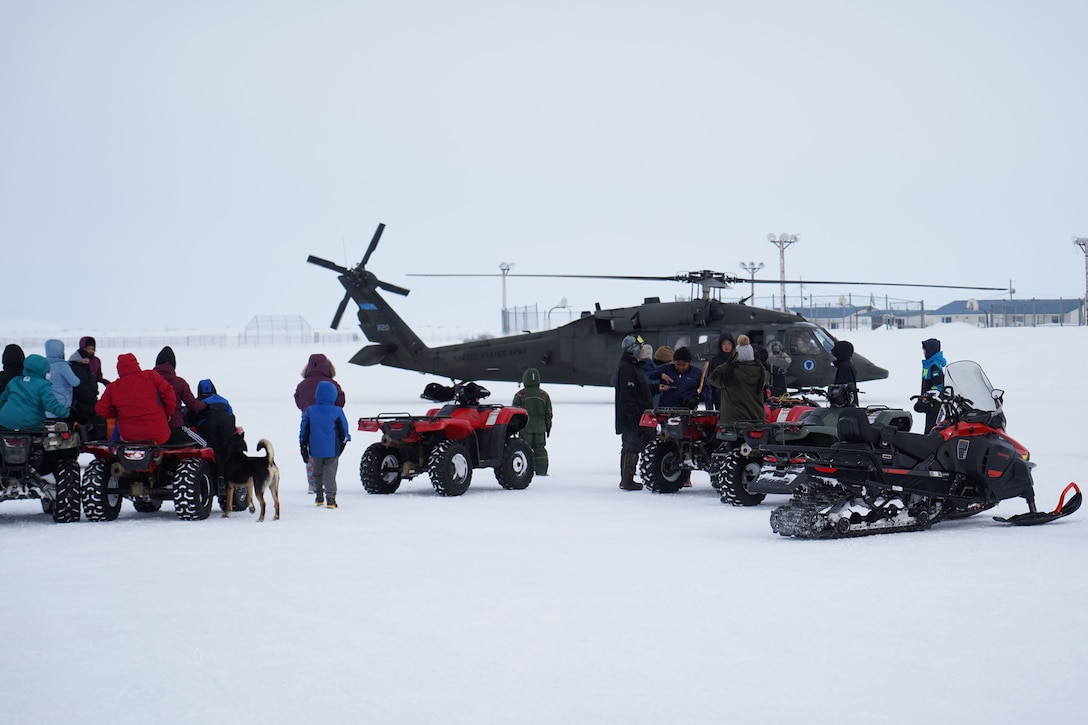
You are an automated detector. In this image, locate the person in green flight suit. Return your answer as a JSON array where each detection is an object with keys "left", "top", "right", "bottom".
[{"left": 512, "top": 367, "right": 553, "bottom": 476}]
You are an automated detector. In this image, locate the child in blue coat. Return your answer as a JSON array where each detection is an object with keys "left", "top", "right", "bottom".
[{"left": 299, "top": 380, "right": 350, "bottom": 508}]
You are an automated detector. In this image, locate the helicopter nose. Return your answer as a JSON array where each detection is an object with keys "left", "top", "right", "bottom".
[{"left": 854, "top": 354, "right": 889, "bottom": 382}]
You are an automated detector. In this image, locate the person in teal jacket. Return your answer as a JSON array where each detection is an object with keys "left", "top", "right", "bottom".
[{"left": 0, "top": 354, "right": 70, "bottom": 429}]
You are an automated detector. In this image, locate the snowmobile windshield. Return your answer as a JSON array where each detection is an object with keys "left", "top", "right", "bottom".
[{"left": 944, "top": 361, "right": 998, "bottom": 413}]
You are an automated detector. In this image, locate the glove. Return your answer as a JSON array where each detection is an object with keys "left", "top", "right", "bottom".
[{"left": 300, "top": 445, "right": 310, "bottom": 463}]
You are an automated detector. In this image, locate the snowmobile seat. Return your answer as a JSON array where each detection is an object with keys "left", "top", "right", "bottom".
[
  {"left": 834, "top": 408, "right": 881, "bottom": 448},
  {"left": 882, "top": 429, "right": 944, "bottom": 466}
]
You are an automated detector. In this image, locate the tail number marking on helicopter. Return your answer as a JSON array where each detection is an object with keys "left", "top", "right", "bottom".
[{"left": 457, "top": 347, "right": 529, "bottom": 362}]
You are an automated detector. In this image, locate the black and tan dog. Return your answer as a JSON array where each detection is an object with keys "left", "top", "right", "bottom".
[{"left": 221, "top": 435, "right": 280, "bottom": 521}]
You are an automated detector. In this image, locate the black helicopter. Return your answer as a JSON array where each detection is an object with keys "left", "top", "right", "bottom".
[{"left": 307, "top": 224, "right": 1005, "bottom": 388}]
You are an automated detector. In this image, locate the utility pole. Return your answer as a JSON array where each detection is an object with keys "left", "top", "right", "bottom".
[
  {"left": 768, "top": 233, "right": 799, "bottom": 312},
  {"left": 1074, "top": 238, "right": 1088, "bottom": 325},
  {"left": 738, "top": 261, "right": 764, "bottom": 304}
]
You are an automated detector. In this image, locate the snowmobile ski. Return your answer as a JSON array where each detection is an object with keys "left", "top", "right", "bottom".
[{"left": 994, "top": 483, "right": 1082, "bottom": 526}]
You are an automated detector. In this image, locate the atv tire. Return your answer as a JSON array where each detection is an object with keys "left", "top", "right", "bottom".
[
  {"left": 82, "top": 459, "right": 122, "bottom": 522},
  {"left": 216, "top": 488, "right": 248, "bottom": 514},
  {"left": 172, "top": 458, "right": 214, "bottom": 521},
  {"left": 51, "top": 458, "right": 82, "bottom": 523},
  {"left": 360, "top": 443, "right": 403, "bottom": 494},
  {"left": 713, "top": 447, "right": 767, "bottom": 507},
  {"left": 640, "top": 438, "right": 691, "bottom": 493},
  {"left": 133, "top": 497, "right": 163, "bottom": 513},
  {"left": 495, "top": 438, "right": 534, "bottom": 490},
  {"left": 428, "top": 440, "right": 473, "bottom": 496}
]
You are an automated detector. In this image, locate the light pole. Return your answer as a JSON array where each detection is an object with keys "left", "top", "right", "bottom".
[
  {"left": 499, "top": 261, "right": 514, "bottom": 333},
  {"left": 768, "top": 233, "right": 799, "bottom": 312},
  {"left": 738, "top": 262, "right": 764, "bottom": 304},
  {"left": 1074, "top": 238, "right": 1088, "bottom": 325},
  {"left": 546, "top": 297, "right": 569, "bottom": 328}
]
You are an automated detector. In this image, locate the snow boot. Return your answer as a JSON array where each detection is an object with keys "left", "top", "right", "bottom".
[{"left": 619, "top": 452, "right": 642, "bottom": 491}]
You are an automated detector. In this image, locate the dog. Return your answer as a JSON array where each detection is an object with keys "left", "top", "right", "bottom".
[{"left": 221, "top": 434, "right": 280, "bottom": 521}]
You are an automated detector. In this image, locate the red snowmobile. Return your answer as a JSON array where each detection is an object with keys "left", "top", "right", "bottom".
[
  {"left": 357, "top": 380, "right": 534, "bottom": 496},
  {"left": 763, "top": 360, "right": 1081, "bottom": 538}
]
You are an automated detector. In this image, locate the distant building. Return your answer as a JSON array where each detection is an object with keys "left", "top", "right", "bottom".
[
  {"left": 931, "top": 298, "right": 1083, "bottom": 327},
  {"left": 789, "top": 305, "right": 867, "bottom": 331}
]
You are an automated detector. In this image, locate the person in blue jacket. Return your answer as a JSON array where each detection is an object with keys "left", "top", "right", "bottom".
[
  {"left": 655, "top": 347, "right": 712, "bottom": 409},
  {"left": 299, "top": 380, "right": 350, "bottom": 508},
  {"left": 0, "top": 354, "right": 70, "bottom": 429},
  {"left": 44, "top": 339, "right": 80, "bottom": 418}
]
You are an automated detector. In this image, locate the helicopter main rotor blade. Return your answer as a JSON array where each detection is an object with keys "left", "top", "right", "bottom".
[
  {"left": 307, "top": 255, "right": 349, "bottom": 274},
  {"left": 360, "top": 222, "right": 386, "bottom": 268},
  {"left": 376, "top": 279, "right": 411, "bottom": 297},
  {"left": 753, "top": 278, "right": 1008, "bottom": 291},
  {"left": 408, "top": 271, "right": 1006, "bottom": 292},
  {"left": 406, "top": 273, "right": 682, "bottom": 281},
  {"left": 331, "top": 292, "right": 352, "bottom": 329}
]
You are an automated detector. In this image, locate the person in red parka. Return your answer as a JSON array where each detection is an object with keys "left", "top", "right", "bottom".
[{"left": 96, "top": 353, "right": 177, "bottom": 444}]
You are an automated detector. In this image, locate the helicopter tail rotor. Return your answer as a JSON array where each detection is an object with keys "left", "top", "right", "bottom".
[{"left": 308, "top": 222, "right": 412, "bottom": 329}]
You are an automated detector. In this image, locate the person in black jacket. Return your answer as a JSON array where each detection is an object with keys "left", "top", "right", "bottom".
[
  {"left": 67, "top": 350, "right": 103, "bottom": 439},
  {"left": 919, "top": 338, "right": 947, "bottom": 432},
  {"left": 614, "top": 335, "right": 653, "bottom": 491},
  {"left": 0, "top": 344, "right": 25, "bottom": 393},
  {"left": 831, "top": 340, "right": 858, "bottom": 407}
]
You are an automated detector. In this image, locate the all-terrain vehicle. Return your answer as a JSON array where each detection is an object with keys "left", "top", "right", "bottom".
[
  {"left": 763, "top": 360, "right": 1082, "bottom": 538},
  {"left": 0, "top": 421, "right": 82, "bottom": 522},
  {"left": 358, "top": 380, "right": 534, "bottom": 496},
  {"left": 81, "top": 439, "right": 221, "bottom": 521},
  {"left": 637, "top": 407, "right": 723, "bottom": 493},
  {"left": 719, "top": 386, "right": 914, "bottom": 506},
  {"left": 637, "top": 391, "right": 826, "bottom": 494}
]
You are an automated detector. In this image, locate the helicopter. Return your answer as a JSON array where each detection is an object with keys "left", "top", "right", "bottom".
[{"left": 307, "top": 223, "right": 1007, "bottom": 388}]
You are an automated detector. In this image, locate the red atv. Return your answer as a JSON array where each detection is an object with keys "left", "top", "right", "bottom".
[
  {"left": 81, "top": 440, "right": 218, "bottom": 521},
  {"left": 637, "top": 392, "right": 822, "bottom": 494},
  {"left": 357, "top": 381, "right": 534, "bottom": 496}
]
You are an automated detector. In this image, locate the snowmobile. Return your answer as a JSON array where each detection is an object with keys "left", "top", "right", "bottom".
[
  {"left": 763, "top": 361, "right": 1081, "bottom": 539},
  {"left": 81, "top": 439, "right": 219, "bottom": 521},
  {"left": 357, "top": 380, "right": 534, "bottom": 496},
  {"left": 0, "top": 420, "right": 82, "bottom": 522}
]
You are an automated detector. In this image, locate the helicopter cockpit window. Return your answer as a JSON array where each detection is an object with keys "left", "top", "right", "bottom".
[
  {"left": 790, "top": 330, "right": 822, "bottom": 356},
  {"left": 811, "top": 327, "right": 836, "bottom": 353}
]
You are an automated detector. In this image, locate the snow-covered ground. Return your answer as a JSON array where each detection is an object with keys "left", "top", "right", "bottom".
[{"left": 1, "top": 323, "right": 1084, "bottom": 724}]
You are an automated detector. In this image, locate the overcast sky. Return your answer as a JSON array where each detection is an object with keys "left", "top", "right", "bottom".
[{"left": 2, "top": 0, "right": 1086, "bottom": 334}]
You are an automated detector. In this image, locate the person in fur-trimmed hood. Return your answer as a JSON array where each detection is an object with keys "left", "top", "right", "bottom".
[{"left": 708, "top": 334, "right": 766, "bottom": 424}]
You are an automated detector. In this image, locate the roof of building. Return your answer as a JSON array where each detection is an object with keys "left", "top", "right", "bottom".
[{"left": 933, "top": 298, "right": 1083, "bottom": 315}]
